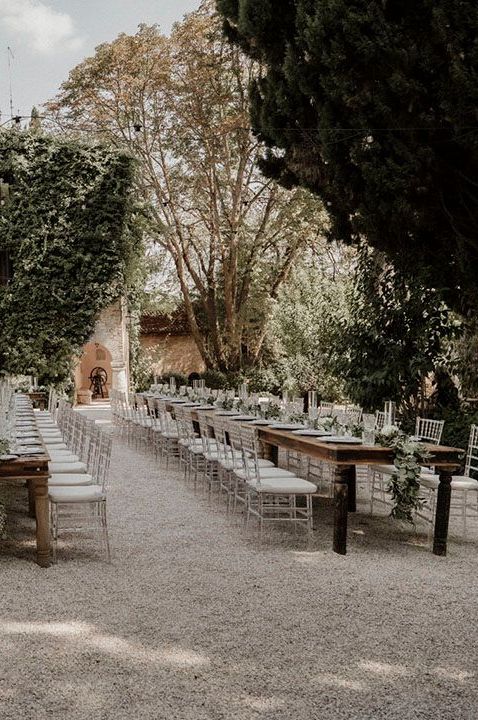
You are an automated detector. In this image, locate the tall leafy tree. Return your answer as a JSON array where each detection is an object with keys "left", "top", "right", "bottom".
[
  {"left": 48, "top": 3, "right": 326, "bottom": 372},
  {"left": 217, "top": 0, "right": 478, "bottom": 313},
  {"left": 338, "top": 246, "right": 460, "bottom": 412}
]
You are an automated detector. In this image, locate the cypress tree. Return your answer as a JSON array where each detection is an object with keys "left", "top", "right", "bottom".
[{"left": 217, "top": 0, "right": 478, "bottom": 312}]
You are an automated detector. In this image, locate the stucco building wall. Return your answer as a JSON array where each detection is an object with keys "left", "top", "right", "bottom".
[{"left": 140, "top": 335, "right": 205, "bottom": 377}]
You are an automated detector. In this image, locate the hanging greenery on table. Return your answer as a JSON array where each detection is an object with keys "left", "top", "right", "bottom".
[
  {"left": 375, "top": 426, "right": 430, "bottom": 524},
  {"left": 0, "top": 130, "right": 140, "bottom": 383}
]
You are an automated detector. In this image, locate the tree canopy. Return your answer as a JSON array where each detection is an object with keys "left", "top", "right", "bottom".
[
  {"left": 0, "top": 131, "right": 138, "bottom": 382},
  {"left": 48, "top": 3, "right": 327, "bottom": 372},
  {"left": 217, "top": 0, "right": 478, "bottom": 314}
]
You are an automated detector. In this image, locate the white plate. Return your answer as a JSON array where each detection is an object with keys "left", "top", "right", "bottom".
[
  {"left": 269, "top": 423, "right": 307, "bottom": 431},
  {"left": 292, "top": 429, "right": 333, "bottom": 437},
  {"left": 319, "top": 436, "right": 363, "bottom": 444}
]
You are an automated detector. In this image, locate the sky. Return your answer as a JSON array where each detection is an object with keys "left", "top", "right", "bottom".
[{"left": 0, "top": 0, "right": 199, "bottom": 122}]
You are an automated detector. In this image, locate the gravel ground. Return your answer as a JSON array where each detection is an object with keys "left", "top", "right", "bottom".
[{"left": 1, "top": 404, "right": 477, "bottom": 720}]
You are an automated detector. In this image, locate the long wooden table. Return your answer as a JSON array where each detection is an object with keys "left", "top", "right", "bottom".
[
  {"left": 161, "top": 400, "right": 464, "bottom": 556},
  {"left": 0, "top": 396, "right": 51, "bottom": 567},
  {"left": 256, "top": 426, "right": 463, "bottom": 556},
  {"left": 176, "top": 405, "right": 464, "bottom": 555}
]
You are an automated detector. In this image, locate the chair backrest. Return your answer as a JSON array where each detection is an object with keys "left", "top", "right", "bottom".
[
  {"left": 70, "top": 413, "right": 85, "bottom": 453},
  {"left": 239, "top": 425, "right": 261, "bottom": 483},
  {"left": 415, "top": 417, "right": 445, "bottom": 445},
  {"left": 197, "top": 411, "right": 213, "bottom": 453},
  {"left": 318, "top": 401, "right": 334, "bottom": 418},
  {"left": 375, "top": 410, "right": 386, "bottom": 430},
  {"left": 175, "top": 408, "right": 196, "bottom": 440},
  {"left": 464, "top": 424, "right": 478, "bottom": 478},
  {"left": 80, "top": 419, "right": 96, "bottom": 464},
  {"left": 345, "top": 407, "right": 363, "bottom": 424},
  {"left": 212, "top": 416, "right": 228, "bottom": 461},
  {"left": 226, "top": 420, "right": 243, "bottom": 464},
  {"left": 89, "top": 428, "right": 112, "bottom": 490}
]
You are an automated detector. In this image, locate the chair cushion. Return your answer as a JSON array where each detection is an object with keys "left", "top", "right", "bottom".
[
  {"left": 204, "top": 452, "right": 219, "bottom": 461},
  {"left": 49, "top": 484, "right": 105, "bottom": 503},
  {"left": 219, "top": 458, "right": 274, "bottom": 471},
  {"left": 49, "top": 473, "right": 93, "bottom": 486},
  {"left": 235, "top": 468, "right": 297, "bottom": 480},
  {"left": 190, "top": 446, "right": 206, "bottom": 455},
  {"left": 48, "top": 461, "right": 87, "bottom": 473},
  {"left": 420, "top": 474, "right": 478, "bottom": 491},
  {"left": 48, "top": 453, "right": 80, "bottom": 463},
  {"left": 44, "top": 443, "right": 69, "bottom": 451},
  {"left": 247, "top": 478, "right": 317, "bottom": 494},
  {"left": 178, "top": 438, "right": 201, "bottom": 447}
]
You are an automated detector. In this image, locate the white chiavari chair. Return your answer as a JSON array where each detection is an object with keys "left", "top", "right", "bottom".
[
  {"left": 238, "top": 425, "right": 316, "bottom": 538},
  {"left": 419, "top": 425, "right": 478, "bottom": 538},
  {"left": 49, "top": 427, "right": 113, "bottom": 562}
]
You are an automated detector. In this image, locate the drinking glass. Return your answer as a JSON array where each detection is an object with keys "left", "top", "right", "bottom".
[{"left": 384, "top": 401, "right": 396, "bottom": 427}]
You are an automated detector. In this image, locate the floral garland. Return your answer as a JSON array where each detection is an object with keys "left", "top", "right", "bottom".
[{"left": 375, "top": 425, "right": 430, "bottom": 523}]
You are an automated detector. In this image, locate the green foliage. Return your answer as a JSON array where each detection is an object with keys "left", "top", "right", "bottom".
[
  {"left": 218, "top": 0, "right": 478, "bottom": 314},
  {"left": 375, "top": 428, "right": 430, "bottom": 524},
  {"left": 432, "top": 405, "right": 478, "bottom": 453},
  {"left": 164, "top": 372, "right": 189, "bottom": 387},
  {"left": 337, "top": 245, "right": 460, "bottom": 411},
  {"left": 269, "top": 256, "right": 349, "bottom": 399},
  {"left": 200, "top": 369, "right": 229, "bottom": 390},
  {"left": 0, "top": 131, "right": 139, "bottom": 382},
  {"left": 453, "top": 321, "right": 478, "bottom": 399}
]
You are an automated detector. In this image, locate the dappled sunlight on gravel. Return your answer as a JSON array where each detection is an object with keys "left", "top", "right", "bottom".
[{"left": 0, "top": 405, "right": 477, "bottom": 719}]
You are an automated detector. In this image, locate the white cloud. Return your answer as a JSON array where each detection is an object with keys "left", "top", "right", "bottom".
[{"left": 0, "top": 0, "right": 83, "bottom": 54}]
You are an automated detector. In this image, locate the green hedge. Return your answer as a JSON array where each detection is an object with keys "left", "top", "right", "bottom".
[{"left": 0, "top": 131, "right": 139, "bottom": 382}]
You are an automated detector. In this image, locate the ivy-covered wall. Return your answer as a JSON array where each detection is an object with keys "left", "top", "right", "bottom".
[{"left": 0, "top": 131, "right": 140, "bottom": 382}]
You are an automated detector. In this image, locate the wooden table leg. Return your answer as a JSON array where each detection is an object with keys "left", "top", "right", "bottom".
[
  {"left": 348, "top": 466, "right": 357, "bottom": 512},
  {"left": 261, "top": 440, "right": 279, "bottom": 466},
  {"left": 32, "top": 476, "right": 50, "bottom": 567},
  {"left": 27, "top": 480, "right": 36, "bottom": 517},
  {"left": 334, "top": 465, "right": 354, "bottom": 555},
  {"left": 433, "top": 469, "right": 453, "bottom": 556}
]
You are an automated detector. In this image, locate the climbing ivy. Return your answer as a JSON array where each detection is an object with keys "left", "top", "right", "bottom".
[{"left": 0, "top": 131, "right": 140, "bottom": 382}]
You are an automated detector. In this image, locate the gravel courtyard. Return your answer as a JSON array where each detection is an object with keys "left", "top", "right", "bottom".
[{"left": 1, "top": 405, "right": 477, "bottom": 720}]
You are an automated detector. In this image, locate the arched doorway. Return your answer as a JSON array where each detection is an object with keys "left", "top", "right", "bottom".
[{"left": 78, "top": 342, "right": 113, "bottom": 399}]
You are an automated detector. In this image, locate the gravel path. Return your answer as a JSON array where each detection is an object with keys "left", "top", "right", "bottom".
[{"left": 1, "top": 404, "right": 477, "bottom": 720}]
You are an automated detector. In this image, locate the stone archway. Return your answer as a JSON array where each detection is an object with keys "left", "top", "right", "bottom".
[
  {"left": 79, "top": 342, "right": 112, "bottom": 398},
  {"left": 75, "top": 299, "right": 130, "bottom": 403}
]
